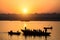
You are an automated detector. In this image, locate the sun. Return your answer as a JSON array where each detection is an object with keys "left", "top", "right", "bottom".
[{"left": 22, "top": 8, "right": 28, "bottom": 14}]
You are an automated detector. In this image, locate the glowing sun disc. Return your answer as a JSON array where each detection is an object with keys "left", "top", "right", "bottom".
[{"left": 22, "top": 8, "right": 28, "bottom": 14}]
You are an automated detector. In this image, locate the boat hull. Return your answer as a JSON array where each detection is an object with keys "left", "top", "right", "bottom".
[
  {"left": 21, "top": 30, "right": 51, "bottom": 36},
  {"left": 8, "top": 32, "right": 20, "bottom": 35}
]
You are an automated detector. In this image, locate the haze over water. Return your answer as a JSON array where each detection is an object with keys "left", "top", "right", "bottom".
[{"left": 0, "top": 21, "right": 60, "bottom": 40}]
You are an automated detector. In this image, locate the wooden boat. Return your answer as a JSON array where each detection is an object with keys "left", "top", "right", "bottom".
[
  {"left": 21, "top": 27, "right": 52, "bottom": 36},
  {"left": 8, "top": 31, "right": 20, "bottom": 35}
]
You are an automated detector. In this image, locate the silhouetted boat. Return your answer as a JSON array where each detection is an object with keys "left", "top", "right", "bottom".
[
  {"left": 8, "top": 30, "right": 20, "bottom": 35},
  {"left": 21, "top": 27, "right": 53, "bottom": 36}
]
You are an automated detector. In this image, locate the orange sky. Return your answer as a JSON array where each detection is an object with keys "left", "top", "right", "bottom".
[{"left": 0, "top": 0, "right": 60, "bottom": 14}]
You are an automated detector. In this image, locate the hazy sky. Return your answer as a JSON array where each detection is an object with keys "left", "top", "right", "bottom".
[{"left": 0, "top": 0, "right": 60, "bottom": 14}]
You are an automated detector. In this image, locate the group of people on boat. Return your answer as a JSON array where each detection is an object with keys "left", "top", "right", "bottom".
[{"left": 8, "top": 26, "right": 53, "bottom": 36}]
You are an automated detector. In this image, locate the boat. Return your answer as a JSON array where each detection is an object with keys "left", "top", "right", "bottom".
[
  {"left": 21, "top": 27, "right": 52, "bottom": 36},
  {"left": 8, "top": 30, "right": 20, "bottom": 35}
]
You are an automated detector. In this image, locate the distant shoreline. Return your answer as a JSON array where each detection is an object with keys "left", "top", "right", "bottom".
[{"left": 0, "top": 13, "right": 60, "bottom": 21}]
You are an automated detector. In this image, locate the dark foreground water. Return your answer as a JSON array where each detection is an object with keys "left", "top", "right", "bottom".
[{"left": 0, "top": 21, "right": 60, "bottom": 40}]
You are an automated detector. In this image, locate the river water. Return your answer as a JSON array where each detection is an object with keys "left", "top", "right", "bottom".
[{"left": 0, "top": 21, "right": 60, "bottom": 40}]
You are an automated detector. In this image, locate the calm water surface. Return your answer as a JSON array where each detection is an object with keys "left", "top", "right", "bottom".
[{"left": 0, "top": 21, "right": 60, "bottom": 40}]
